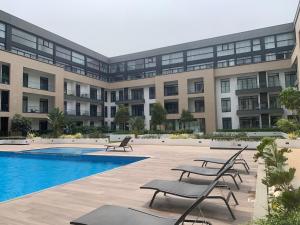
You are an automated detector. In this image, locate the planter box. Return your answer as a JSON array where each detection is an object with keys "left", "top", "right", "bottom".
[
  {"left": 210, "top": 140, "right": 259, "bottom": 150},
  {"left": 30, "top": 138, "right": 108, "bottom": 144},
  {"left": 0, "top": 139, "right": 30, "bottom": 145},
  {"left": 131, "top": 138, "right": 210, "bottom": 146},
  {"left": 109, "top": 134, "right": 135, "bottom": 142}
]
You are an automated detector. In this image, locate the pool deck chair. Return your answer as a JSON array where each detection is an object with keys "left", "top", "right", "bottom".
[
  {"left": 194, "top": 146, "right": 249, "bottom": 174},
  {"left": 70, "top": 183, "right": 215, "bottom": 225},
  {"left": 140, "top": 163, "right": 238, "bottom": 220},
  {"left": 105, "top": 136, "right": 133, "bottom": 152},
  {"left": 172, "top": 148, "right": 245, "bottom": 190}
]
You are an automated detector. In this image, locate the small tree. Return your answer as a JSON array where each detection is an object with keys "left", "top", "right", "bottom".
[
  {"left": 11, "top": 114, "right": 31, "bottom": 136},
  {"left": 276, "top": 119, "right": 299, "bottom": 133},
  {"left": 48, "top": 107, "right": 65, "bottom": 138},
  {"left": 180, "top": 109, "right": 194, "bottom": 130},
  {"left": 279, "top": 88, "right": 300, "bottom": 115},
  {"left": 150, "top": 103, "right": 166, "bottom": 130},
  {"left": 114, "top": 105, "right": 129, "bottom": 131},
  {"left": 129, "top": 117, "right": 145, "bottom": 137}
]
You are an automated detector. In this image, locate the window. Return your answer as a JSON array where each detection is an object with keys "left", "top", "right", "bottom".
[
  {"left": 149, "top": 103, "right": 154, "bottom": 115},
  {"left": 268, "top": 74, "right": 280, "bottom": 87},
  {"left": 235, "top": 40, "right": 251, "bottom": 54},
  {"left": 162, "top": 52, "right": 183, "bottom": 65},
  {"left": 221, "top": 79, "right": 230, "bottom": 93},
  {"left": 237, "top": 77, "right": 257, "bottom": 90},
  {"left": 217, "top": 43, "right": 234, "bottom": 56},
  {"left": 109, "top": 62, "right": 125, "bottom": 73},
  {"left": 265, "top": 53, "right": 276, "bottom": 61},
  {"left": 187, "top": 47, "right": 214, "bottom": 61},
  {"left": 285, "top": 71, "right": 297, "bottom": 87},
  {"left": 217, "top": 59, "right": 235, "bottom": 68},
  {"left": 11, "top": 28, "right": 37, "bottom": 49},
  {"left": 149, "top": 87, "right": 155, "bottom": 99},
  {"left": 37, "top": 55, "right": 53, "bottom": 64},
  {"left": 239, "top": 117, "right": 260, "bottom": 129},
  {"left": 194, "top": 80, "right": 204, "bottom": 93},
  {"left": 72, "top": 66, "right": 85, "bottom": 75},
  {"left": 144, "top": 70, "right": 156, "bottom": 78},
  {"left": 131, "top": 89, "right": 144, "bottom": 100},
  {"left": 187, "top": 62, "right": 213, "bottom": 71},
  {"left": 104, "top": 91, "right": 108, "bottom": 102},
  {"left": 0, "top": 23, "right": 5, "bottom": 38},
  {"left": 39, "top": 99, "right": 48, "bottom": 113},
  {"left": 72, "top": 52, "right": 85, "bottom": 65},
  {"left": 269, "top": 94, "right": 280, "bottom": 109},
  {"left": 38, "top": 38, "right": 53, "bottom": 55},
  {"left": 23, "top": 73, "right": 28, "bottom": 87},
  {"left": 127, "top": 59, "right": 144, "bottom": 70},
  {"left": 1, "top": 64, "right": 10, "bottom": 84},
  {"left": 164, "top": 82, "right": 178, "bottom": 96},
  {"left": 100, "top": 62, "right": 108, "bottom": 73},
  {"left": 238, "top": 96, "right": 259, "bottom": 110},
  {"left": 145, "top": 57, "right": 156, "bottom": 68},
  {"left": 40, "top": 77, "right": 49, "bottom": 91},
  {"left": 87, "top": 57, "right": 100, "bottom": 70},
  {"left": 277, "top": 33, "right": 295, "bottom": 47},
  {"left": 162, "top": 67, "right": 184, "bottom": 75},
  {"left": 222, "top": 118, "right": 232, "bottom": 130},
  {"left": 236, "top": 56, "right": 252, "bottom": 65},
  {"left": 11, "top": 47, "right": 36, "bottom": 59},
  {"left": 253, "top": 55, "right": 262, "bottom": 63},
  {"left": 111, "top": 91, "right": 116, "bottom": 102},
  {"left": 164, "top": 101, "right": 179, "bottom": 114},
  {"left": 111, "top": 106, "right": 116, "bottom": 117},
  {"left": 264, "top": 36, "right": 275, "bottom": 49},
  {"left": 195, "top": 99, "right": 205, "bottom": 112},
  {"left": 56, "top": 46, "right": 71, "bottom": 60},
  {"left": 131, "top": 104, "right": 144, "bottom": 116},
  {"left": 104, "top": 106, "right": 107, "bottom": 117},
  {"left": 253, "top": 39, "right": 261, "bottom": 51},
  {"left": 221, "top": 98, "right": 231, "bottom": 112}
]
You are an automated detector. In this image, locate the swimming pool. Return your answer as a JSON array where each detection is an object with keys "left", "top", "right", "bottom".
[
  {"left": 23, "top": 147, "right": 104, "bottom": 155},
  {"left": 0, "top": 151, "right": 147, "bottom": 202}
]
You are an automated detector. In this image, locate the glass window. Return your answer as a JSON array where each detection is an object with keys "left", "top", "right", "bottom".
[
  {"left": 217, "top": 59, "right": 235, "bottom": 68},
  {"left": 221, "top": 79, "right": 230, "bottom": 93},
  {"left": 269, "top": 94, "right": 280, "bottom": 109},
  {"left": 144, "top": 70, "right": 156, "bottom": 78},
  {"left": 0, "top": 23, "right": 5, "bottom": 38},
  {"left": 268, "top": 73, "right": 280, "bottom": 87},
  {"left": 87, "top": 57, "right": 99, "bottom": 70},
  {"left": 71, "top": 66, "right": 85, "bottom": 75},
  {"left": 237, "top": 76, "right": 257, "bottom": 90},
  {"left": 264, "top": 36, "right": 275, "bottom": 49},
  {"left": 253, "top": 39, "right": 261, "bottom": 51},
  {"left": 235, "top": 40, "right": 251, "bottom": 54},
  {"left": 195, "top": 99, "right": 205, "bottom": 112},
  {"left": 253, "top": 55, "right": 262, "bottom": 63},
  {"left": 239, "top": 116, "right": 260, "bottom": 128},
  {"left": 164, "top": 101, "right": 179, "bottom": 114},
  {"left": 56, "top": 46, "right": 71, "bottom": 60},
  {"left": 72, "top": 52, "right": 85, "bottom": 65},
  {"left": 238, "top": 96, "right": 259, "bottom": 110},
  {"left": 37, "top": 55, "right": 53, "bottom": 64},
  {"left": 162, "top": 67, "right": 184, "bottom": 75},
  {"left": 145, "top": 57, "right": 156, "bottom": 68},
  {"left": 164, "top": 82, "right": 178, "bottom": 96},
  {"left": 162, "top": 52, "right": 183, "bottom": 65},
  {"left": 222, "top": 118, "right": 232, "bottom": 130},
  {"left": 221, "top": 98, "right": 231, "bottom": 112},
  {"left": 12, "top": 28, "right": 37, "bottom": 49},
  {"left": 149, "top": 87, "right": 155, "bottom": 99},
  {"left": 111, "top": 106, "right": 116, "bottom": 117},
  {"left": 100, "top": 62, "right": 108, "bottom": 73},
  {"left": 187, "top": 62, "right": 213, "bottom": 71},
  {"left": 127, "top": 59, "right": 144, "bottom": 70},
  {"left": 38, "top": 38, "right": 53, "bottom": 55},
  {"left": 187, "top": 47, "right": 214, "bottom": 61},
  {"left": 277, "top": 33, "right": 295, "bottom": 47},
  {"left": 285, "top": 71, "right": 297, "bottom": 87},
  {"left": 217, "top": 43, "right": 234, "bottom": 56},
  {"left": 109, "top": 62, "right": 125, "bottom": 73},
  {"left": 111, "top": 91, "right": 116, "bottom": 102},
  {"left": 265, "top": 53, "right": 276, "bottom": 61},
  {"left": 236, "top": 56, "right": 252, "bottom": 65},
  {"left": 11, "top": 47, "right": 36, "bottom": 59}
]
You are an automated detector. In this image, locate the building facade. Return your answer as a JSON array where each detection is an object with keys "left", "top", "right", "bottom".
[{"left": 0, "top": 8, "right": 300, "bottom": 135}]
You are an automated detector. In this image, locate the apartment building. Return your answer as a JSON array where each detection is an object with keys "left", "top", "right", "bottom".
[{"left": 0, "top": 7, "right": 300, "bottom": 135}]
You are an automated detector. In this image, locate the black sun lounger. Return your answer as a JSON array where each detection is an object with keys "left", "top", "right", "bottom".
[
  {"left": 194, "top": 146, "right": 249, "bottom": 173},
  {"left": 172, "top": 148, "right": 245, "bottom": 189},
  {"left": 140, "top": 163, "right": 238, "bottom": 220},
  {"left": 70, "top": 182, "right": 216, "bottom": 225},
  {"left": 105, "top": 136, "right": 133, "bottom": 152}
]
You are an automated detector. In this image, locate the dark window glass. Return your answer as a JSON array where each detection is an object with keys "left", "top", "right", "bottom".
[
  {"left": 195, "top": 99, "right": 205, "bottom": 112},
  {"left": 149, "top": 87, "right": 155, "bottom": 99},
  {"left": 222, "top": 118, "right": 232, "bottom": 129},
  {"left": 164, "top": 101, "right": 179, "bottom": 114},
  {"left": 221, "top": 98, "right": 231, "bottom": 112},
  {"left": 285, "top": 72, "right": 297, "bottom": 87},
  {"left": 111, "top": 91, "right": 116, "bottom": 102}
]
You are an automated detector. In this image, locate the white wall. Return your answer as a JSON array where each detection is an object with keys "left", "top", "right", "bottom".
[{"left": 24, "top": 68, "right": 55, "bottom": 91}]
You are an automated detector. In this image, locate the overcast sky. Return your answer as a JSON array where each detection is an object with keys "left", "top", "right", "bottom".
[{"left": 0, "top": 0, "right": 299, "bottom": 57}]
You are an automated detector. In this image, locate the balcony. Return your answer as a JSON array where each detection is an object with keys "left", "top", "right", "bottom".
[
  {"left": 65, "top": 110, "right": 103, "bottom": 120},
  {"left": 115, "top": 97, "right": 145, "bottom": 104},
  {"left": 237, "top": 104, "right": 284, "bottom": 115},
  {"left": 235, "top": 86, "right": 282, "bottom": 95},
  {"left": 23, "top": 106, "right": 48, "bottom": 114},
  {"left": 64, "top": 89, "right": 103, "bottom": 104},
  {"left": 23, "top": 80, "right": 55, "bottom": 92}
]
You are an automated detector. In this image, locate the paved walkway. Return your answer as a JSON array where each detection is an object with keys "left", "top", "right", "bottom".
[{"left": 0, "top": 144, "right": 257, "bottom": 225}]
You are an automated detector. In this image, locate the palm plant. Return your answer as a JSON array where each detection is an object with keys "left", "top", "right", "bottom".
[{"left": 48, "top": 107, "right": 65, "bottom": 138}]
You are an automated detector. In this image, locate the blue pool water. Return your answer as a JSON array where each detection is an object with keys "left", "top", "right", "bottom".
[
  {"left": 23, "top": 147, "right": 104, "bottom": 155},
  {"left": 0, "top": 151, "right": 147, "bottom": 202}
]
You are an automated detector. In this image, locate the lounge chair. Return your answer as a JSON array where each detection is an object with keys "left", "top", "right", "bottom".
[
  {"left": 194, "top": 146, "right": 249, "bottom": 174},
  {"left": 70, "top": 182, "right": 216, "bottom": 225},
  {"left": 140, "top": 160, "right": 239, "bottom": 220},
  {"left": 172, "top": 147, "right": 246, "bottom": 189},
  {"left": 105, "top": 136, "right": 133, "bottom": 152}
]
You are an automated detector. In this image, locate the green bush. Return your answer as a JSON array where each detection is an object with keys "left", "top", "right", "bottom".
[
  {"left": 252, "top": 210, "right": 300, "bottom": 225},
  {"left": 276, "top": 119, "right": 299, "bottom": 133}
]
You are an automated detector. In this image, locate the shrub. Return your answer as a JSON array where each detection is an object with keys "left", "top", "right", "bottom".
[
  {"left": 254, "top": 137, "right": 276, "bottom": 162},
  {"left": 169, "top": 133, "right": 190, "bottom": 139},
  {"left": 288, "top": 132, "right": 299, "bottom": 140},
  {"left": 252, "top": 210, "right": 300, "bottom": 225},
  {"left": 276, "top": 119, "right": 298, "bottom": 133},
  {"left": 11, "top": 114, "right": 32, "bottom": 136}
]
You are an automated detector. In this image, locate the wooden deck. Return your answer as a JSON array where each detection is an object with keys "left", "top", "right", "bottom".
[{"left": 0, "top": 144, "right": 257, "bottom": 225}]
